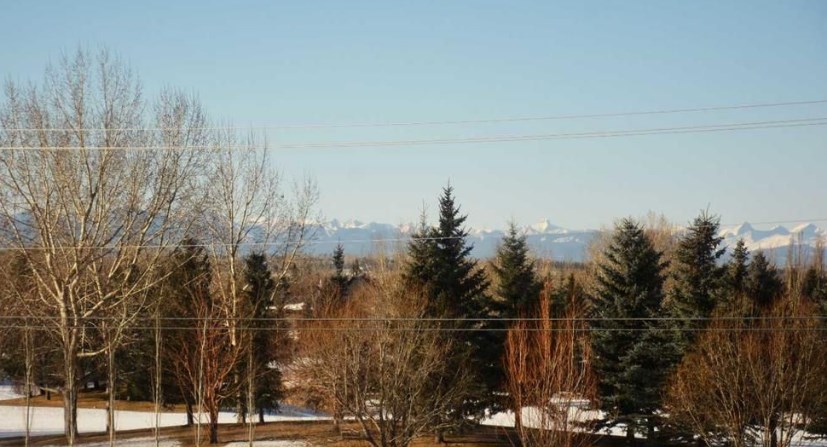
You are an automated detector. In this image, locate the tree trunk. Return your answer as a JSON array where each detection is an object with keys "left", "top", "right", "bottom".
[
  {"left": 62, "top": 338, "right": 79, "bottom": 445},
  {"left": 514, "top": 404, "right": 523, "bottom": 437},
  {"left": 770, "top": 416, "right": 778, "bottom": 447},
  {"left": 153, "top": 312, "right": 162, "bottom": 447},
  {"left": 626, "top": 424, "right": 636, "bottom": 447},
  {"left": 259, "top": 407, "right": 265, "bottom": 424},
  {"left": 333, "top": 401, "right": 342, "bottom": 431},
  {"left": 24, "top": 328, "right": 33, "bottom": 447},
  {"left": 210, "top": 408, "right": 220, "bottom": 444},
  {"left": 107, "top": 342, "right": 117, "bottom": 446},
  {"left": 186, "top": 402, "right": 194, "bottom": 426},
  {"left": 236, "top": 371, "right": 246, "bottom": 423}
]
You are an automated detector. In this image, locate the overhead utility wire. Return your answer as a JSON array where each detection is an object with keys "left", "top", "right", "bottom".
[
  {"left": 0, "top": 315, "right": 825, "bottom": 322},
  {"left": 3, "top": 98, "right": 827, "bottom": 132},
  {"left": 2, "top": 324, "right": 826, "bottom": 333},
  {"left": 1, "top": 117, "right": 825, "bottom": 151},
  {"left": 275, "top": 118, "right": 827, "bottom": 149}
]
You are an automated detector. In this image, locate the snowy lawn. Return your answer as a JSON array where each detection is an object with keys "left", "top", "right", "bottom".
[
  {"left": 43, "top": 437, "right": 180, "bottom": 447},
  {"left": 224, "top": 442, "right": 307, "bottom": 447},
  {"left": 0, "top": 405, "right": 329, "bottom": 439},
  {"left": 0, "top": 384, "right": 329, "bottom": 440},
  {"left": 0, "top": 382, "right": 24, "bottom": 401}
]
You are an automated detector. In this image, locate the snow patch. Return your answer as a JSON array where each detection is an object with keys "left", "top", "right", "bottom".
[
  {"left": 224, "top": 442, "right": 307, "bottom": 447},
  {"left": 283, "top": 302, "right": 306, "bottom": 312},
  {"left": 0, "top": 384, "right": 24, "bottom": 401},
  {"left": 0, "top": 405, "right": 329, "bottom": 439},
  {"left": 44, "top": 437, "right": 180, "bottom": 447}
]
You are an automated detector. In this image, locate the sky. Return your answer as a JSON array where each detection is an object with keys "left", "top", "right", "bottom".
[{"left": 2, "top": 1, "right": 826, "bottom": 230}]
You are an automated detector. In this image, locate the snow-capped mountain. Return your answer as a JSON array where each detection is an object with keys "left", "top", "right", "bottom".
[
  {"left": 309, "top": 219, "right": 826, "bottom": 264},
  {"left": 718, "top": 222, "right": 825, "bottom": 264},
  {"left": 307, "top": 219, "right": 597, "bottom": 261}
]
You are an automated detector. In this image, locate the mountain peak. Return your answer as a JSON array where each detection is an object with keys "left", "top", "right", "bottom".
[
  {"left": 735, "top": 222, "right": 753, "bottom": 236},
  {"left": 528, "top": 218, "right": 564, "bottom": 234},
  {"left": 792, "top": 223, "right": 819, "bottom": 237}
]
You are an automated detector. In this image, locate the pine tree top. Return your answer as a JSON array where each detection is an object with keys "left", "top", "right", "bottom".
[
  {"left": 669, "top": 212, "right": 726, "bottom": 325},
  {"left": 492, "top": 222, "right": 540, "bottom": 317}
]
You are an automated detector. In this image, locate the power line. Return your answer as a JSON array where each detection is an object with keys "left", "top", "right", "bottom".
[
  {"left": 2, "top": 324, "right": 825, "bottom": 333},
  {"left": 275, "top": 118, "right": 827, "bottom": 149},
  {"left": 3, "top": 98, "right": 827, "bottom": 132},
  {"left": 0, "top": 315, "right": 825, "bottom": 322},
  {"left": 1, "top": 117, "right": 825, "bottom": 151}
]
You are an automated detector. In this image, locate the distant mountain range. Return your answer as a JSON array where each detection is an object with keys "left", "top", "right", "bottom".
[{"left": 308, "top": 219, "right": 826, "bottom": 264}]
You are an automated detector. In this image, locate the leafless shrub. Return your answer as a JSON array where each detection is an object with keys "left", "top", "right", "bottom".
[
  {"left": 667, "top": 294, "right": 827, "bottom": 447},
  {"left": 505, "top": 281, "right": 597, "bottom": 447},
  {"left": 295, "top": 275, "right": 474, "bottom": 447}
]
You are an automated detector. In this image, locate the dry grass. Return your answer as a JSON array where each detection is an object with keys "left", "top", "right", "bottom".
[
  {"left": 0, "top": 390, "right": 188, "bottom": 412},
  {"left": 0, "top": 420, "right": 519, "bottom": 447}
]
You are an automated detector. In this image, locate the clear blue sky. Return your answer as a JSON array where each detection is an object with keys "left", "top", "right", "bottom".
[{"left": 3, "top": 1, "right": 826, "bottom": 230}]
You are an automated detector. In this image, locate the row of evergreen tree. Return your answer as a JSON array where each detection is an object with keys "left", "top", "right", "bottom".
[{"left": 398, "top": 185, "right": 827, "bottom": 443}]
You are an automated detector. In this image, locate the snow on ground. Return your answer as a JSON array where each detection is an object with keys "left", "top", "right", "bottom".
[
  {"left": 0, "top": 405, "right": 187, "bottom": 439},
  {"left": 0, "top": 403, "right": 329, "bottom": 439},
  {"left": 0, "top": 383, "right": 24, "bottom": 401},
  {"left": 43, "top": 437, "right": 180, "bottom": 447},
  {"left": 224, "top": 442, "right": 307, "bottom": 447},
  {"left": 482, "top": 406, "right": 640, "bottom": 438},
  {"left": 482, "top": 406, "right": 601, "bottom": 430}
]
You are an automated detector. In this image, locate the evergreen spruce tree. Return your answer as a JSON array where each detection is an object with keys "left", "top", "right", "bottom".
[
  {"left": 403, "top": 211, "right": 439, "bottom": 297},
  {"left": 492, "top": 222, "right": 542, "bottom": 318},
  {"left": 490, "top": 222, "right": 541, "bottom": 411},
  {"left": 668, "top": 212, "right": 726, "bottom": 349},
  {"left": 746, "top": 251, "right": 782, "bottom": 310},
  {"left": 331, "top": 243, "right": 348, "bottom": 297},
  {"left": 403, "top": 185, "right": 492, "bottom": 433},
  {"left": 242, "top": 252, "right": 284, "bottom": 423},
  {"left": 726, "top": 239, "right": 750, "bottom": 297},
  {"left": 405, "top": 187, "right": 489, "bottom": 319},
  {"left": 802, "top": 267, "right": 827, "bottom": 303},
  {"left": 590, "top": 218, "right": 676, "bottom": 444},
  {"left": 431, "top": 186, "right": 489, "bottom": 318}
]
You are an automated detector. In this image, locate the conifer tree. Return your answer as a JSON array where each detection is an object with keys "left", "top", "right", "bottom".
[
  {"left": 727, "top": 239, "right": 749, "bottom": 296},
  {"left": 430, "top": 186, "right": 489, "bottom": 318},
  {"left": 332, "top": 243, "right": 346, "bottom": 280},
  {"left": 490, "top": 222, "right": 541, "bottom": 410},
  {"left": 746, "top": 251, "right": 782, "bottom": 310},
  {"left": 404, "top": 186, "right": 489, "bottom": 320},
  {"left": 331, "top": 243, "right": 348, "bottom": 297},
  {"left": 404, "top": 212, "right": 438, "bottom": 297},
  {"left": 492, "top": 222, "right": 542, "bottom": 318},
  {"left": 668, "top": 212, "right": 726, "bottom": 349},
  {"left": 802, "top": 267, "right": 827, "bottom": 303},
  {"left": 403, "top": 185, "right": 493, "bottom": 432},
  {"left": 589, "top": 218, "right": 676, "bottom": 444},
  {"left": 242, "top": 252, "right": 284, "bottom": 423}
]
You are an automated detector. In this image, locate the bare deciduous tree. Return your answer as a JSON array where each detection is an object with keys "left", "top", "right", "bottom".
[
  {"left": 0, "top": 49, "right": 208, "bottom": 445},
  {"left": 296, "top": 275, "right": 473, "bottom": 447},
  {"left": 667, "top": 294, "right": 827, "bottom": 447},
  {"left": 505, "top": 281, "right": 597, "bottom": 447},
  {"left": 201, "top": 133, "right": 317, "bottom": 425}
]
